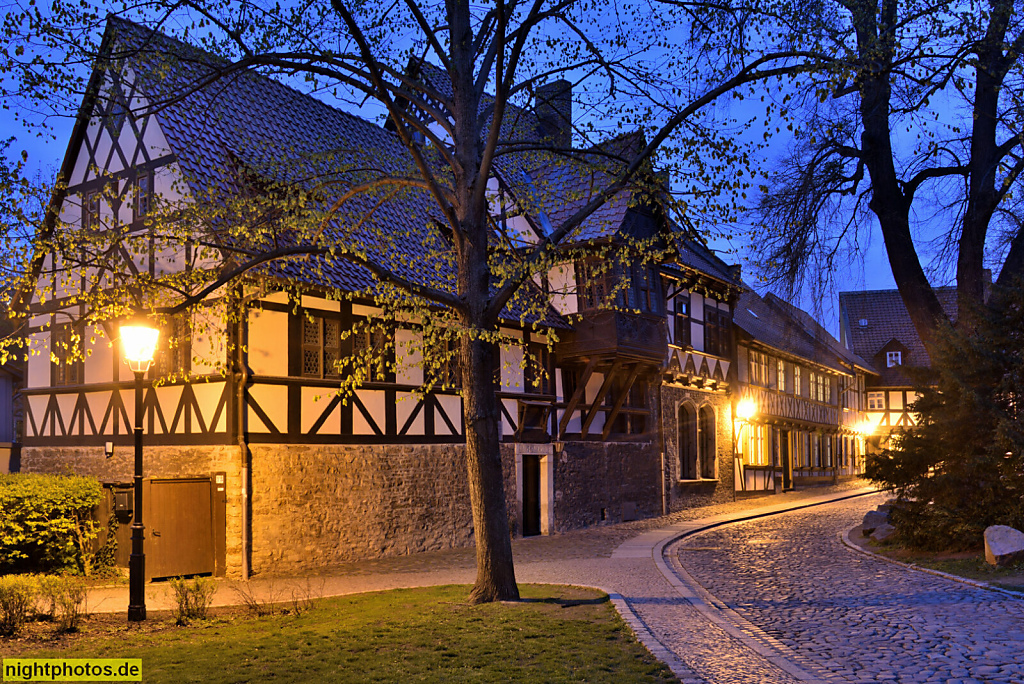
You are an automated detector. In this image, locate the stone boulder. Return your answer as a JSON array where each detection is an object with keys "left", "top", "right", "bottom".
[
  {"left": 870, "top": 523, "right": 895, "bottom": 543},
  {"left": 862, "top": 509, "right": 889, "bottom": 533},
  {"left": 984, "top": 525, "right": 1024, "bottom": 567}
]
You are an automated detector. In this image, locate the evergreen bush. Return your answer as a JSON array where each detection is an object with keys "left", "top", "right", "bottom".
[
  {"left": 0, "top": 473, "right": 104, "bottom": 574},
  {"left": 866, "top": 282, "right": 1024, "bottom": 550}
]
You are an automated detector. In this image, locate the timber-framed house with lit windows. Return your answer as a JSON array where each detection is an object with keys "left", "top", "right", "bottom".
[
  {"left": 20, "top": 17, "right": 766, "bottom": 578},
  {"left": 733, "top": 291, "right": 874, "bottom": 493},
  {"left": 839, "top": 286, "right": 961, "bottom": 448},
  {"left": 21, "top": 17, "right": 886, "bottom": 581}
]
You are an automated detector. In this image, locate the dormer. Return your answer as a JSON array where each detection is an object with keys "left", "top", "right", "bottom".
[{"left": 876, "top": 338, "right": 909, "bottom": 368}]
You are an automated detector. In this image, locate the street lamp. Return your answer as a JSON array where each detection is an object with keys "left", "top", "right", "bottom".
[
  {"left": 855, "top": 420, "right": 874, "bottom": 473},
  {"left": 733, "top": 397, "right": 758, "bottom": 500},
  {"left": 121, "top": 320, "right": 159, "bottom": 622}
]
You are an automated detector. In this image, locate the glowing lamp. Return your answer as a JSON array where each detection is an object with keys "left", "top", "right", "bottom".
[
  {"left": 735, "top": 398, "right": 757, "bottom": 422},
  {"left": 121, "top": 322, "right": 160, "bottom": 373},
  {"left": 856, "top": 420, "right": 874, "bottom": 437}
]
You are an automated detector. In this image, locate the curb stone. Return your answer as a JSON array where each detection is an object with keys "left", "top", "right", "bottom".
[
  {"left": 623, "top": 488, "right": 881, "bottom": 684},
  {"left": 839, "top": 527, "right": 1024, "bottom": 600}
]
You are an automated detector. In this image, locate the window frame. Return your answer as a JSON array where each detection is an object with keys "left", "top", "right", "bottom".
[
  {"left": 82, "top": 190, "right": 101, "bottom": 231},
  {"left": 134, "top": 171, "right": 155, "bottom": 222},
  {"left": 672, "top": 295, "right": 691, "bottom": 347},
  {"left": 777, "top": 358, "right": 786, "bottom": 392},
  {"left": 575, "top": 257, "right": 620, "bottom": 311},
  {"left": 704, "top": 305, "right": 731, "bottom": 358},
  {"left": 886, "top": 350, "right": 902, "bottom": 367},
  {"left": 153, "top": 314, "right": 191, "bottom": 379},
  {"left": 51, "top": 321, "right": 84, "bottom": 387},
  {"left": 300, "top": 312, "right": 344, "bottom": 380}
]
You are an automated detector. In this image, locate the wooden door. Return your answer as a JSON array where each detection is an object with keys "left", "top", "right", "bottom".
[{"left": 144, "top": 477, "right": 217, "bottom": 580}]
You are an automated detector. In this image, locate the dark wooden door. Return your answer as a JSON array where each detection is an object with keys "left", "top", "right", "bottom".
[
  {"left": 144, "top": 477, "right": 217, "bottom": 580},
  {"left": 522, "top": 454, "right": 541, "bottom": 537},
  {"left": 780, "top": 431, "right": 792, "bottom": 490}
]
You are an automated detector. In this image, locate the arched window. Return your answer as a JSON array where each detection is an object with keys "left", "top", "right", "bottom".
[
  {"left": 699, "top": 406, "right": 716, "bottom": 479},
  {"left": 678, "top": 403, "right": 698, "bottom": 480}
]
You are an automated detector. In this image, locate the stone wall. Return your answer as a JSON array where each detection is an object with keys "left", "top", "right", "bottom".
[
  {"left": 248, "top": 442, "right": 518, "bottom": 576},
  {"left": 19, "top": 444, "right": 245, "bottom": 576},
  {"left": 659, "top": 384, "right": 735, "bottom": 510},
  {"left": 21, "top": 442, "right": 521, "bottom": 578},
  {"left": 553, "top": 440, "right": 661, "bottom": 530}
]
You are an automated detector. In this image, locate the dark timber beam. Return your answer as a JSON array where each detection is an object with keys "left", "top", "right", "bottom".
[
  {"left": 558, "top": 357, "right": 597, "bottom": 438},
  {"left": 581, "top": 360, "right": 622, "bottom": 438},
  {"left": 602, "top": 363, "right": 642, "bottom": 441}
]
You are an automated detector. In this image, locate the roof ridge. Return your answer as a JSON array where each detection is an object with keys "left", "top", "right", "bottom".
[{"left": 106, "top": 15, "right": 396, "bottom": 141}]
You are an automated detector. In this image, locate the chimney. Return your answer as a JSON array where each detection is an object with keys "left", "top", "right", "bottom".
[{"left": 536, "top": 80, "right": 572, "bottom": 149}]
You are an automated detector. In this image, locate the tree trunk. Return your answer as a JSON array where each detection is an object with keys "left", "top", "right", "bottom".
[
  {"left": 461, "top": 331, "right": 520, "bottom": 603},
  {"left": 852, "top": 0, "right": 950, "bottom": 349},
  {"left": 958, "top": 0, "right": 1017, "bottom": 326}
]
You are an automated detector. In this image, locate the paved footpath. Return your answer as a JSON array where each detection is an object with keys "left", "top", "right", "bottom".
[{"left": 672, "top": 495, "right": 1024, "bottom": 684}]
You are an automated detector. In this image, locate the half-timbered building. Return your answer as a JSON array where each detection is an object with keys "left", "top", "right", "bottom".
[
  {"left": 733, "top": 291, "right": 873, "bottom": 493},
  {"left": 20, "top": 17, "right": 885, "bottom": 580},
  {"left": 838, "top": 287, "right": 959, "bottom": 448},
  {"left": 19, "top": 18, "right": 752, "bottom": 578}
]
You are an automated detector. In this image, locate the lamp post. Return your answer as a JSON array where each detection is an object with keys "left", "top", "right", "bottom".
[
  {"left": 732, "top": 398, "right": 757, "bottom": 501},
  {"left": 856, "top": 420, "right": 874, "bottom": 474},
  {"left": 120, "top": 320, "right": 159, "bottom": 622}
]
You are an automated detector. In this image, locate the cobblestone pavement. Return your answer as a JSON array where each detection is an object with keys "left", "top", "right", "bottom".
[{"left": 673, "top": 495, "right": 1024, "bottom": 684}]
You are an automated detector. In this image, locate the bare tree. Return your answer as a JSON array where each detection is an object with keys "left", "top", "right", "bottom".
[{"left": 751, "top": 0, "right": 1024, "bottom": 344}]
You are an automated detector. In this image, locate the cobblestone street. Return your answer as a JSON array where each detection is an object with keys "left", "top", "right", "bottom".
[{"left": 673, "top": 494, "right": 1024, "bottom": 683}]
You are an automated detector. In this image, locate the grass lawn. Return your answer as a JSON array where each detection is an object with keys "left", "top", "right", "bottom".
[{"left": 2, "top": 584, "right": 677, "bottom": 683}]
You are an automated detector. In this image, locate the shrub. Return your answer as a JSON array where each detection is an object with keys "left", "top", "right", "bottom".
[
  {"left": 0, "top": 575, "right": 37, "bottom": 636},
  {"left": 0, "top": 473, "right": 104, "bottom": 575},
  {"left": 168, "top": 576, "right": 216, "bottom": 625},
  {"left": 38, "top": 575, "right": 88, "bottom": 632},
  {"left": 232, "top": 580, "right": 278, "bottom": 617}
]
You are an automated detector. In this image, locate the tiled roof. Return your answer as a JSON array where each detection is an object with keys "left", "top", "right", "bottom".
[
  {"left": 734, "top": 289, "right": 865, "bottom": 375},
  {"left": 765, "top": 294, "right": 873, "bottom": 372},
  {"left": 838, "top": 287, "right": 957, "bottom": 385},
  {"left": 106, "top": 18, "right": 563, "bottom": 326},
  {"left": 662, "top": 226, "right": 741, "bottom": 286}
]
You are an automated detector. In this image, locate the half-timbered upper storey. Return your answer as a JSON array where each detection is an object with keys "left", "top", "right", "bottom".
[
  {"left": 25, "top": 17, "right": 737, "bottom": 451},
  {"left": 733, "top": 290, "right": 874, "bottom": 490}
]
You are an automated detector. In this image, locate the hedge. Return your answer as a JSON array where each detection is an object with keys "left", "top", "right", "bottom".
[{"left": 0, "top": 473, "right": 104, "bottom": 574}]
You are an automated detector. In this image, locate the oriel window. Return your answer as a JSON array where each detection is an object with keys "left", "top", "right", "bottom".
[{"left": 524, "top": 341, "right": 551, "bottom": 394}]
